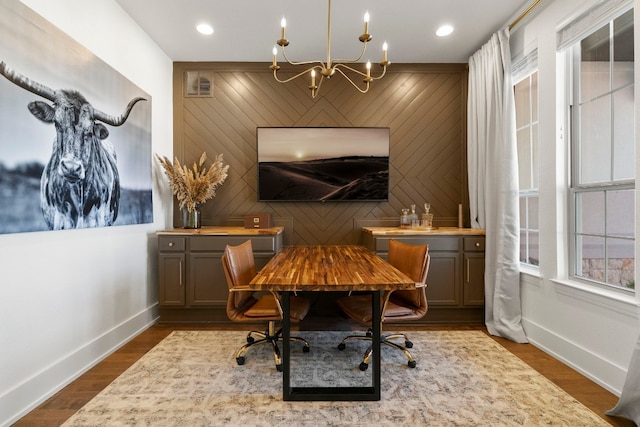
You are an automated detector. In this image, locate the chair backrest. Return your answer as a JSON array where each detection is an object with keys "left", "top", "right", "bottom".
[
  {"left": 222, "top": 240, "right": 257, "bottom": 317},
  {"left": 386, "top": 239, "right": 429, "bottom": 310}
]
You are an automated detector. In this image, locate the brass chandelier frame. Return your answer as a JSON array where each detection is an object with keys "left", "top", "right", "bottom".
[{"left": 270, "top": 0, "right": 390, "bottom": 98}]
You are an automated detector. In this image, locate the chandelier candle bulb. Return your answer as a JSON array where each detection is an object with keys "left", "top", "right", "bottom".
[
  {"left": 272, "top": 46, "right": 277, "bottom": 66},
  {"left": 382, "top": 42, "right": 388, "bottom": 62},
  {"left": 311, "top": 69, "right": 316, "bottom": 86},
  {"left": 364, "top": 12, "right": 369, "bottom": 35},
  {"left": 366, "top": 61, "right": 371, "bottom": 77}
]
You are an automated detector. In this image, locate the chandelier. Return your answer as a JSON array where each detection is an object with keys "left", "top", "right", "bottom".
[{"left": 270, "top": 0, "right": 390, "bottom": 98}]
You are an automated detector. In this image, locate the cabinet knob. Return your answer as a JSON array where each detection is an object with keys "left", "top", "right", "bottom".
[
  {"left": 475, "top": 242, "right": 480, "bottom": 247},
  {"left": 168, "top": 242, "right": 174, "bottom": 247}
]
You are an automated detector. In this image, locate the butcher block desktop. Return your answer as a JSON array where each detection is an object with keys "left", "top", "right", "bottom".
[{"left": 362, "top": 227, "right": 486, "bottom": 324}]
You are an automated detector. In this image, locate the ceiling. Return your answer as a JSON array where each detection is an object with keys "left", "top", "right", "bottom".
[{"left": 115, "top": 0, "right": 530, "bottom": 63}]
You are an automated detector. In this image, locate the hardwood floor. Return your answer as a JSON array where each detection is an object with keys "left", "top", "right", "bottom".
[{"left": 14, "top": 322, "right": 634, "bottom": 427}]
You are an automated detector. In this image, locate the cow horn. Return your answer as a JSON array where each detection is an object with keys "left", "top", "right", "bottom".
[
  {"left": 0, "top": 61, "right": 56, "bottom": 101},
  {"left": 94, "top": 97, "right": 147, "bottom": 127}
]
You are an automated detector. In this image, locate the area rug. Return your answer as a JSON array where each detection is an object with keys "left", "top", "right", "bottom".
[{"left": 62, "top": 330, "right": 608, "bottom": 426}]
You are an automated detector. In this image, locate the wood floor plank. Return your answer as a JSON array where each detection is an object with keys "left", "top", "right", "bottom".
[{"left": 13, "top": 323, "right": 634, "bottom": 426}]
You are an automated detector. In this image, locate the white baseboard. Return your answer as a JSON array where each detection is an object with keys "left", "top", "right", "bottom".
[
  {"left": 1, "top": 305, "right": 159, "bottom": 427},
  {"left": 522, "top": 318, "right": 626, "bottom": 396}
]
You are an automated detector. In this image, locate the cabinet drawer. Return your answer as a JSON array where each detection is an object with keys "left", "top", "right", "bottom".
[
  {"left": 464, "top": 237, "right": 485, "bottom": 252},
  {"left": 189, "top": 236, "right": 277, "bottom": 252},
  {"left": 374, "top": 236, "right": 460, "bottom": 252},
  {"left": 158, "top": 236, "right": 186, "bottom": 252}
]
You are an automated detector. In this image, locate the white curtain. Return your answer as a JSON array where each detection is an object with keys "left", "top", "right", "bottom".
[
  {"left": 606, "top": 330, "right": 640, "bottom": 424},
  {"left": 467, "top": 28, "right": 527, "bottom": 343}
]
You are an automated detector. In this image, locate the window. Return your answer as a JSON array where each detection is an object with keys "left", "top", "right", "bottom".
[
  {"left": 515, "top": 71, "right": 539, "bottom": 267},
  {"left": 569, "top": 8, "right": 635, "bottom": 290}
]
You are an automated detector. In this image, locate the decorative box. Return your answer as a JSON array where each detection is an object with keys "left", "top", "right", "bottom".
[{"left": 243, "top": 213, "right": 272, "bottom": 229}]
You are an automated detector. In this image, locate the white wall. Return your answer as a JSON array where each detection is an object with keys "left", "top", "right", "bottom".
[
  {"left": 0, "top": 0, "right": 174, "bottom": 425},
  {"left": 510, "top": 0, "right": 640, "bottom": 395}
]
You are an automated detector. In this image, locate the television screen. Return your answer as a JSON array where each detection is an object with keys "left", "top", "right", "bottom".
[{"left": 257, "top": 127, "right": 390, "bottom": 202}]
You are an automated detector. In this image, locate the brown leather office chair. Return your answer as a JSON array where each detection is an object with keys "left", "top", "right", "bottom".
[
  {"left": 336, "top": 239, "right": 429, "bottom": 370},
  {"left": 222, "top": 240, "right": 311, "bottom": 372}
]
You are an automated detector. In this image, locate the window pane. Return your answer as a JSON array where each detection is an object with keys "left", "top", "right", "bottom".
[
  {"left": 613, "top": 9, "right": 634, "bottom": 90},
  {"left": 529, "top": 231, "right": 539, "bottom": 266},
  {"left": 520, "top": 230, "right": 527, "bottom": 263},
  {"left": 532, "top": 123, "right": 539, "bottom": 189},
  {"left": 528, "top": 196, "right": 539, "bottom": 229},
  {"left": 606, "top": 238, "right": 635, "bottom": 287},
  {"left": 517, "top": 128, "right": 532, "bottom": 189},
  {"left": 519, "top": 197, "right": 526, "bottom": 227},
  {"left": 606, "top": 189, "right": 634, "bottom": 237},
  {"left": 580, "top": 96, "right": 612, "bottom": 183},
  {"left": 613, "top": 86, "right": 635, "bottom": 180},
  {"left": 577, "top": 235, "right": 605, "bottom": 281},
  {"left": 515, "top": 78, "right": 531, "bottom": 128},
  {"left": 581, "top": 24, "right": 611, "bottom": 101},
  {"left": 576, "top": 191, "right": 605, "bottom": 234},
  {"left": 531, "top": 72, "right": 538, "bottom": 122}
]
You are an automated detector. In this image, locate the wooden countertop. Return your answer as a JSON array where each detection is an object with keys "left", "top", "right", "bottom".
[
  {"left": 362, "top": 227, "right": 485, "bottom": 236},
  {"left": 157, "top": 226, "right": 284, "bottom": 236}
]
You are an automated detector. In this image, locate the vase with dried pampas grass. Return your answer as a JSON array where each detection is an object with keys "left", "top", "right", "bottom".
[{"left": 156, "top": 152, "right": 229, "bottom": 228}]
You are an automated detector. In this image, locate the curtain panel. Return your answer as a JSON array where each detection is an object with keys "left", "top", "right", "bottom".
[{"left": 467, "top": 28, "right": 527, "bottom": 343}]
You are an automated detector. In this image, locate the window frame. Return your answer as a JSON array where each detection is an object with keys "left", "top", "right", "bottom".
[{"left": 567, "top": 6, "right": 635, "bottom": 292}]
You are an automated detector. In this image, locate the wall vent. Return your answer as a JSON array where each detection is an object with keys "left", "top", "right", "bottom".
[{"left": 184, "top": 71, "right": 213, "bottom": 97}]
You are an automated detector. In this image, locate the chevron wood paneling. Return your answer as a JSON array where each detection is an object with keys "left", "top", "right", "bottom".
[{"left": 172, "top": 62, "right": 468, "bottom": 245}]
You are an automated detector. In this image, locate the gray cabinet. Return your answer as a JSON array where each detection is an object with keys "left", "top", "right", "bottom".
[
  {"left": 157, "top": 227, "right": 283, "bottom": 323},
  {"left": 362, "top": 229, "right": 485, "bottom": 324}
]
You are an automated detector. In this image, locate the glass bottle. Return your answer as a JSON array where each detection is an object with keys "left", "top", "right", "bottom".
[
  {"left": 422, "top": 202, "right": 433, "bottom": 230},
  {"left": 409, "top": 204, "right": 419, "bottom": 228},
  {"left": 400, "top": 208, "right": 410, "bottom": 229}
]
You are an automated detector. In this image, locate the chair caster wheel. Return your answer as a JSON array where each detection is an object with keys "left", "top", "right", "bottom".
[
  {"left": 247, "top": 336, "right": 255, "bottom": 344},
  {"left": 338, "top": 343, "right": 346, "bottom": 351},
  {"left": 236, "top": 356, "right": 245, "bottom": 365},
  {"left": 405, "top": 341, "right": 413, "bottom": 348},
  {"left": 276, "top": 364, "right": 283, "bottom": 372},
  {"left": 408, "top": 360, "right": 416, "bottom": 368},
  {"left": 303, "top": 345, "right": 310, "bottom": 353},
  {"left": 359, "top": 362, "right": 369, "bottom": 371}
]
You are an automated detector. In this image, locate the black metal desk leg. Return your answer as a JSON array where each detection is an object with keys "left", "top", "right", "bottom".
[
  {"left": 372, "top": 290, "right": 381, "bottom": 400},
  {"left": 282, "top": 291, "right": 291, "bottom": 400}
]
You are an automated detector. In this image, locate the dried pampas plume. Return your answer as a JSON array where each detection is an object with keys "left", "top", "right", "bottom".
[{"left": 156, "top": 152, "right": 229, "bottom": 212}]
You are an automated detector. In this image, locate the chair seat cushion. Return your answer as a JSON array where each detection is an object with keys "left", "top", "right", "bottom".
[
  {"left": 244, "top": 294, "right": 311, "bottom": 322},
  {"left": 337, "top": 294, "right": 420, "bottom": 324},
  {"left": 244, "top": 295, "right": 280, "bottom": 318}
]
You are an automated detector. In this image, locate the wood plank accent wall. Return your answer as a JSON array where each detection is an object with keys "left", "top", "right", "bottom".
[{"left": 172, "top": 62, "right": 468, "bottom": 245}]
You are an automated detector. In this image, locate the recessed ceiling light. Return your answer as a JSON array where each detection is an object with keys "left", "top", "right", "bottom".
[
  {"left": 196, "top": 23, "right": 214, "bottom": 35},
  {"left": 436, "top": 25, "right": 454, "bottom": 37}
]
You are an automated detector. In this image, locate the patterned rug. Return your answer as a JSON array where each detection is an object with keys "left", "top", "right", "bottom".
[{"left": 63, "top": 330, "right": 608, "bottom": 426}]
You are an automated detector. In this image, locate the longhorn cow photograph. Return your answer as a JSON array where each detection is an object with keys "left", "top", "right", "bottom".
[{"left": 0, "top": 2, "right": 153, "bottom": 234}]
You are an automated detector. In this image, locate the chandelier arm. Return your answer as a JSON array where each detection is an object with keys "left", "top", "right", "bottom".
[
  {"left": 273, "top": 67, "right": 320, "bottom": 84},
  {"left": 331, "top": 42, "right": 369, "bottom": 64},
  {"left": 281, "top": 47, "right": 327, "bottom": 68},
  {"left": 333, "top": 63, "right": 389, "bottom": 81},
  {"left": 333, "top": 67, "right": 370, "bottom": 94}
]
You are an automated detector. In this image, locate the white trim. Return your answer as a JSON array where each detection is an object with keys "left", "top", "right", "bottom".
[
  {"left": 550, "top": 278, "right": 639, "bottom": 318},
  {"left": 556, "top": 0, "right": 633, "bottom": 51},
  {"left": 512, "top": 48, "right": 538, "bottom": 82},
  {"left": 2, "top": 305, "right": 159, "bottom": 426},
  {"left": 523, "top": 318, "right": 629, "bottom": 395}
]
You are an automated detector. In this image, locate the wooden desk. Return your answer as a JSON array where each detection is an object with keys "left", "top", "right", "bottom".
[{"left": 250, "top": 245, "right": 415, "bottom": 401}]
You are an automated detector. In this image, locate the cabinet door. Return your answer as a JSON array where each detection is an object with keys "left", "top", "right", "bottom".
[
  {"left": 158, "top": 253, "right": 185, "bottom": 306},
  {"left": 463, "top": 252, "right": 485, "bottom": 306},
  {"left": 188, "top": 253, "right": 227, "bottom": 306},
  {"left": 425, "top": 252, "right": 461, "bottom": 306}
]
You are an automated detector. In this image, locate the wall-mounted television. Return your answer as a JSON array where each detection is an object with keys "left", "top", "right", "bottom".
[{"left": 257, "top": 127, "right": 390, "bottom": 202}]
